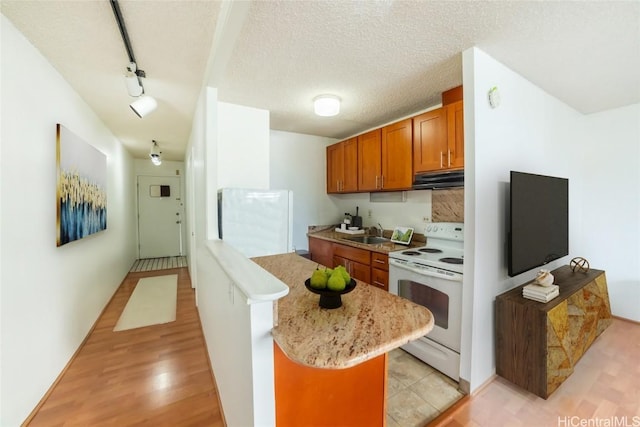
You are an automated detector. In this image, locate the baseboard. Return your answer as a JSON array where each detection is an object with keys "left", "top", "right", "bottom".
[
  {"left": 458, "top": 377, "right": 471, "bottom": 395},
  {"left": 470, "top": 373, "right": 498, "bottom": 396},
  {"left": 21, "top": 269, "right": 131, "bottom": 426},
  {"left": 613, "top": 315, "right": 640, "bottom": 325}
]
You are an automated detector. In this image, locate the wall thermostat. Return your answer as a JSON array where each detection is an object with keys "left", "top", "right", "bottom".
[{"left": 488, "top": 86, "right": 501, "bottom": 108}]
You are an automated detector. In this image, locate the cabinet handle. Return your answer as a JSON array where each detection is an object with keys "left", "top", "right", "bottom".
[
  {"left": 373, "top": 259, "right": 386, "bottom": 264},
  {"left": 381, "top": 175, "right": 385, "bottom": 189},
  {"left": 375, "top": 176, "right": 379, "bottom": 189},
  {"left": 448, "top": 150, "right": 452, "bottom": 167},
  {"left": 373, "top": 281, "right": 385, "bottom": 288},
  {"left": 440, "top": 151, "right": 444, "bottom": 168}
]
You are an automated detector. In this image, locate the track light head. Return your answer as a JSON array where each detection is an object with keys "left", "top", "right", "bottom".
[
  {"left": 149, "top": 140, "right": 162, "bottom": 166},
  {"left": 130, "top": 96, "right": 157, "bottom": 118}
]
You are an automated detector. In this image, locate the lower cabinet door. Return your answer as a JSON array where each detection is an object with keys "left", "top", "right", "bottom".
[
  {"left": 350, "top": 260, "right": 371, "bottom": 284},
  {"left": 371, "top": 267, "right": 388, "bottom": 291}
]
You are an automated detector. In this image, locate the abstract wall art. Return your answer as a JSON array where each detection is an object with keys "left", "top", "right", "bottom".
[{"left": 56, "top": 124, "right": 107, "bottom": 246}]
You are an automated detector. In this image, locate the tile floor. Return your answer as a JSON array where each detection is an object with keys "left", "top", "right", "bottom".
[{"left": 387, "top": 348, "right": 465, "bottom": 427}]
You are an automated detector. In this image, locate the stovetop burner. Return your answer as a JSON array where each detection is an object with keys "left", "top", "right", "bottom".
[
  {"left": 440, "top": 257, "right": 463, "bottom": 265},
  {"left": 389, "top": 222, "right": 465, "bottom": 275},
  {"left": 402, "top": 251, "right": 422, "bottom": 256},
  {"left": 419, "top": 248, "right": 443, "bottom": 254}
]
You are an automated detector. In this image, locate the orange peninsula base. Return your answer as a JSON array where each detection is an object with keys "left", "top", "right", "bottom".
[{"left": 274, "top": 343, "right": 387, "bottom": 426}]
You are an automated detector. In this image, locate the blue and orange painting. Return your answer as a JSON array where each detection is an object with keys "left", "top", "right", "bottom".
[{"left": 56, "top": 124, "right": 107, "bottom": 246}]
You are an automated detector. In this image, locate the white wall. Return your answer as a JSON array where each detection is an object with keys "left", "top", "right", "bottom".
[
  {"left": 0, "top": 15, "right": 137, "bottom": 426},
  {"left": 461, "top": 46, "right": 640, "bottom": 393},
  {"left": 462, "top": 46, "right": 586, "bottom": 392},
  {"left": 269, "top": 130, "right": 339, "bottom": 250},
  {"left": 185, "top": 93, "right": 279, "bottom": 425},
  {"left": 580, "top": 103, "right": 640, "bottom": 321},
  {"left": 197, "top": 243, "right": 280, "bottom": 427},
  {"left": 330, "top": 191, "right": 433, "bottom": 235},
  {"left": 217, "top": 102, "right": 270, "bottom": 190}
]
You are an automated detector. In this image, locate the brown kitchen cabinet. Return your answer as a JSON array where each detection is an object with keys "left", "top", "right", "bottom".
[
  {"left": 308, "top": 236, "right": 333, "bottom": 268},
  {"left": 327, "top": 138, "right": 358, "bottom": 193},
  {"left": 333, "top": 244, "right": 371, "bottom": 284},
  {"left": 356, "top": 129, "right": 382, "bottom": 191},
  {"left": 357, "top": 120, "right": 412, "bottom": 191},
  {"left": 381, "top": 119, "right": 413, "bottom": 190},
  {"left": 445, "top": 101, "right": 464, "bottom": 170},
  {"left": 370, "top": 252, "right": 389, "bottom": 291},
  {"left": 413, "top": 101, "right": 464, "bottom": 173}
]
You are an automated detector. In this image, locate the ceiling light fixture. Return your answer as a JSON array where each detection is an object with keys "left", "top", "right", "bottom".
[
  {"left": 150, "top": 140, "right": 162, "bottom": 166},
  {"left": 130, "top": 96, "right": 158, "bottom": 118},
  {"left": 313, "top": 95, "right": 341, "bottom": 117}
]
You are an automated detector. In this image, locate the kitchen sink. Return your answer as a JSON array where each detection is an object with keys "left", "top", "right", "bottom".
[{"left": 343, "top": 236, "right": 390, "bottom": 245}]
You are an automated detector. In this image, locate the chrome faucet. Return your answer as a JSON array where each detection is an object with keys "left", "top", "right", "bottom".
[{"left": 377, "top": 223, "right": 384, "bottom": 237}]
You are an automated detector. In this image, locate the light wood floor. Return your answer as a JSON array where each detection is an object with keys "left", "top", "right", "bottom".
[
  {"left": 438, "top": 318, "right": 640, "bottom": 426},
  {"left": 26, "top": 268, "right": 224, "bottom": 427}
]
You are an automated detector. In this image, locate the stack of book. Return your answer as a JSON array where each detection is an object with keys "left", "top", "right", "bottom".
[{"left": 522, "top": 283, "right": 559, "bottom": 303}]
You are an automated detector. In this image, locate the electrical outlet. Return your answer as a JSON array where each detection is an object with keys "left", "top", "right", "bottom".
[
  {"left": 422, "top": 216, "right": 430, "bottom": 223},
  {"left": 368, "top": 209, "right": 372, "bottom": 219}
]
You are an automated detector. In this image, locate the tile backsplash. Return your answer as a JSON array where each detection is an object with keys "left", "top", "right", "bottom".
[{"left": 432, "top": 188, "right": 464, "bottom": 222}]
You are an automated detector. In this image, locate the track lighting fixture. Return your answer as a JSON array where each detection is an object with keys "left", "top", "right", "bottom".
[
  {"left": 111, "top": 0, "right": 157, "bottom": 118},
  {"left": 149, "top": 140, "right": 162, "bottom": 166}
]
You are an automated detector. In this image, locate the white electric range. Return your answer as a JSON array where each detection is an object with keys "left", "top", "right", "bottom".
[{"left": 388, "top": 222, "right": 464, "bottom": 381}]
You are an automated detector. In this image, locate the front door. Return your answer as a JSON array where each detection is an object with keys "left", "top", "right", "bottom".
[{"left": 137, "top": 176, "right": 184, "bottom": 258}]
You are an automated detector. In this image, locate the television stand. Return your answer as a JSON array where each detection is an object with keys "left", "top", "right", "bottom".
[{"left": 495, "top": 265, "right": 612, "bottom": 398}]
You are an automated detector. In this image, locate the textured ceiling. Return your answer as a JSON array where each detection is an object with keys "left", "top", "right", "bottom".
[{"left": 2, "top": 1, "right": 639, "bottom": 161}]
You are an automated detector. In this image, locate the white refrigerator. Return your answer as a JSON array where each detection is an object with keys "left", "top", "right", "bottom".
[{"left": 217, "top": 188, "right": 293, "bottom": 258}]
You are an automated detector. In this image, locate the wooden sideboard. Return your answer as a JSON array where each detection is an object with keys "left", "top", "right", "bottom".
[{"left": 495, "top": 265, "right": 612, "bottom": 398}]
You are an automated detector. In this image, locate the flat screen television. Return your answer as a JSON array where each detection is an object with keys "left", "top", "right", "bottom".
[{"left": 508, "top": 171, "right": 569, "bottom": 277}]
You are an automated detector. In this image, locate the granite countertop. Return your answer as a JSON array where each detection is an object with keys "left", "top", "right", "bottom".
[
  {"left": 251, "top": 252, "right": 434, "bottom": 369},
  {"left": 308, "top": 229, "right": 425, "bottom": 254}
]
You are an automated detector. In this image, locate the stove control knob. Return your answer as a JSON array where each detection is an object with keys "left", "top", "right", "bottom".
[
  {"left": 432, "top": 226, "right": 439, "bottom": 232},
  {"left": 426, "top": 225, "right": 432, "bottom": 232}
]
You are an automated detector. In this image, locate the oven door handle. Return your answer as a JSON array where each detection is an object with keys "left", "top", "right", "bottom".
[{"left": 389, "top": 258, "right": 462, "bottom": 282}]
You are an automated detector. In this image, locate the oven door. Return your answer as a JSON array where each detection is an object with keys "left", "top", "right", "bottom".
[{"left": 389, "top": 259, "right": 462, "bottom": 352}]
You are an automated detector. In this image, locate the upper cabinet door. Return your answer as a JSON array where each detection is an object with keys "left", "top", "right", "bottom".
[
  {"left": 342, "top": 137, "right": 358, "bottom": 192},
  {"left": 412, "top": 108, "right": 448, "bottom": 173},
  {"left": 446, "top": 101, "right": 464, "bottom": 170},
  {"left": 327, "top": 138, "right": 359, "bottom": 193},
  {"left": 357, "top": 129, "right": 382, "bottom": 191},
  {"left": 326, "top": 142, "right": 344, "bottom": 193},
  {"left": 381, "top": 118, "right": 413, "bottom": 190}
]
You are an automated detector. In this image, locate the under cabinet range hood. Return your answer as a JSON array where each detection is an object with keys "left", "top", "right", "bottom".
[{"left": 412, "top": 170, "right": 464, "bottom": 190}]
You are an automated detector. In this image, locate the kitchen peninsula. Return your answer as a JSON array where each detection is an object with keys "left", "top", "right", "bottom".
[
  {"left": 197, "top": 241, "right": 433, "bottom": 426},
  {"left": 252, "top": 252, "right": 434, "bottom": 426}
]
